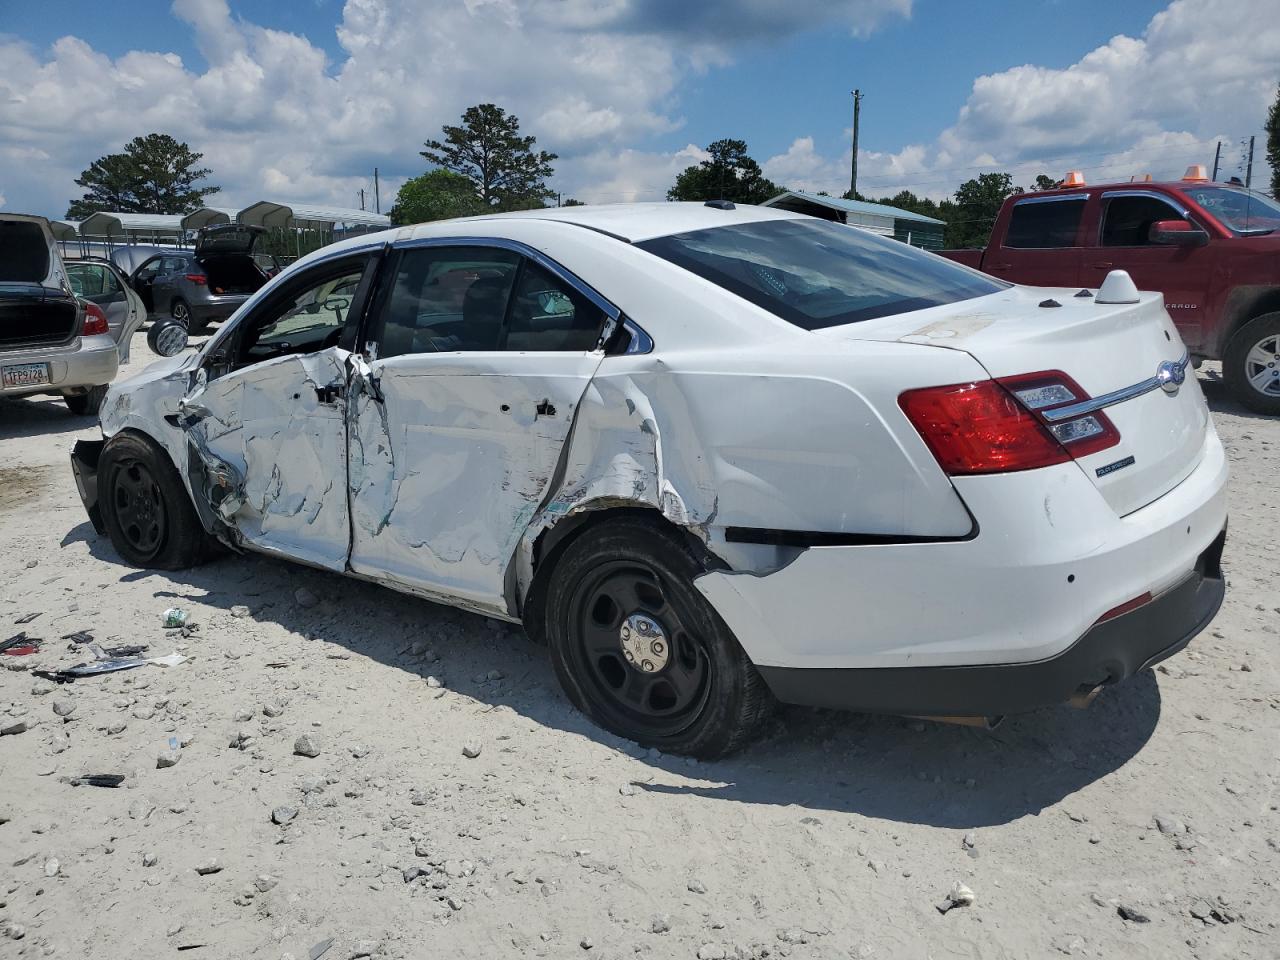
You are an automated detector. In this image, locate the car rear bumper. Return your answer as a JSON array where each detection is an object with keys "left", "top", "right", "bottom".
[
  {"left": 71, "top": 439, "right": 106, "bottom": 535},
  {"left": 0, "top": 335, "right": 118, "bottom": 397},
  {"left": 189, "top": 295, "right": 249, "bottom": 324},
  {"left": 695, "top": 424, "right": 1229, "bottom": 713},
  {"left": 754, "top": 528, "right": 1225, "bottom": 715}
]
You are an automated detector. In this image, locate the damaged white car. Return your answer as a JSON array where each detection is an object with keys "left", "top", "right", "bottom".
[{"left": 71, "top": 202, "right": 1228, "bottom": 757}]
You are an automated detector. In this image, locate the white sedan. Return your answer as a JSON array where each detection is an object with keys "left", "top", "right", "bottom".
[{"left": 71, "top": 202, "right": 1228, "bottom": 757}]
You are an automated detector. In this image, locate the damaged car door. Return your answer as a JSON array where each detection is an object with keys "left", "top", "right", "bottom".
[
  {"left": 178, "top": 254, "right": 378, "bottom": 570},
  {"left": 347, "top": 242, "right": 611, "bottom": 614}
]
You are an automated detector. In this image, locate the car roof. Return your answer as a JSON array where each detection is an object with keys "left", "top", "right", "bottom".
[{"left": 459, "top": 201, "right": 806, "bottom": 242}]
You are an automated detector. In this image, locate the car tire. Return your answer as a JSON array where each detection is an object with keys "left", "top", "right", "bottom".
[
  {"left": 97, "top": 432, "right": 210, "bottom": 570},
  {"left": 1224, "top": 313, "right": 1280, "bottom": 415},
  {"left": 543, "top": 515, "right": 773, "bottom": 758},
  {"left": 64, "top": 384, "right": 109, "bottom": 417}
]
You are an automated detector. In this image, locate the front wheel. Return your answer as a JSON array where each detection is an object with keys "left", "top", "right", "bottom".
[
  {"left": 544, "top": 516, "right": 772, "bottom": 758},
  {"left": 1224, "top": 313, "right": 1280, "bottom": 415},
  {"left": 98, "top": 432, "right": 210, "bottom": 569}
]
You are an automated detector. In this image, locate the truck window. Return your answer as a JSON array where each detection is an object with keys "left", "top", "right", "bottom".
[
  {"left": 1101, "top": 194, "right": 1186, "bottom": 247},
  {"left": 1004, "top": 198, "right": 1086, "bottom": 249}
]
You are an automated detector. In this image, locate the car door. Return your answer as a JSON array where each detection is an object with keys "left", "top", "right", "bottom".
[
  {"left": 130, "top": 256, "right": 163, "bottom": 314},
  {"left": 154, "top": 256, "right": 188, "bottom": 315},
  {"left": 177, "top": 252, "right": 380, "bottom": 570},
  {"left": 346, "top": 241, "right": 612, "bottom": 614},
  {"left": 67, "top": 262, "right": 144, "bottom": 358},
  {"left": 1080, "top": 190, "right": 1212, "bottom": 349},
  {"left": 987, "top": 194, "right": 1088, "bottom": 287}
]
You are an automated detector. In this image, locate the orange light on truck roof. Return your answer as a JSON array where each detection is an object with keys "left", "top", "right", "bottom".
[
  {"left": 1183, "top": 164, "right": 1209, "bottom": 181},
  {"left": 1062, "top": 171, "right": 1086, "bottom": 187}
]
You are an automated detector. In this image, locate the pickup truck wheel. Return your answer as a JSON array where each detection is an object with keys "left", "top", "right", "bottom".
[
  {"left": 1225, "top": 313, "right": 1280, "bottom": 415},
  {"left": 544, "top": 516, "right": 773, "bottom": 759},
  {"left": 97, "top": 433, "right": 209, "bottom": 569},
  {"left": 64, "top": 384, "right": 108, "bottom": 417}
]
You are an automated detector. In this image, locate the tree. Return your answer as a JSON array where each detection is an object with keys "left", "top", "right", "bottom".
[
  {"left": 1265, "top": 82, "right": 1280, "bottom": 197},
  {"left": 1031, "top": 173, "right": 1061, "bottom": 192},
  {"left": 562, "top": 198, "right": 586, "bottom": 207},
  {"left": 67, "top": 133, "right": 218, "bottom": 218},
  {"left": 421, "top": 104, "right": 557, "bottom": 211},
  {"left": 390, "top": 169, "right": 485, "bottom": 225},
  {"left": 667, "top": 139, "right": 782, "bottom": 205},
  {"left": 946, "top": 171, "right": 1018, "bottom": 248}
]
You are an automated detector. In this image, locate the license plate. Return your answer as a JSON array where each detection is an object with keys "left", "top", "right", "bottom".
[{"left": 2, "top": 363, "right": 51, "bottom": 388}]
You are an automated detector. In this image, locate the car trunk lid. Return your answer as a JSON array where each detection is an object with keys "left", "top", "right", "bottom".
[
  {"left": 194, "top": 224, "right": 263, "bottom": 257},
  {"left": 817, "top": 283, "right": 1209, "bottom": 516},
  {"left": 0, "top": 215, "right": 80, "bottom": 347}
]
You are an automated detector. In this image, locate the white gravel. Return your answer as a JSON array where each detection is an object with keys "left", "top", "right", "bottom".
[{"left": 1, "top": 340, "right": 1277, "bottom": 958}]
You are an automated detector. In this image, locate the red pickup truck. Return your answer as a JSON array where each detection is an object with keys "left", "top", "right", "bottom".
[{"left": 939, "top": 169, "right": 1280, "bottom": 413}]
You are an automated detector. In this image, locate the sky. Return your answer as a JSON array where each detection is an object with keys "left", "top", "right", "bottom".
[{"left": 0, "top": 0, "right": 1276, "bottom": 218}]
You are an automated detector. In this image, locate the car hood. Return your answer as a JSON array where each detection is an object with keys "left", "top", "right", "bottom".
[{"left": 196, "top": 224, "right": 264, "bottom": 257}]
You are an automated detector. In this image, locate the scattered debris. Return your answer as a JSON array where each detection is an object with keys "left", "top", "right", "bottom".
[
  {"left": 66, "top": 773, "right": 126, "bottom": 788},
  {"left": 34, "top": 652, "right": 187, "bottom": 683},
  {"left": 936, "top": 882, "right": 976, "bottom": 914},
  {"left": 15, "top": 611, "right": 41, "bottom": 624},
  {"left": 1, "top": 632, "right": 40, "bottom": 656},
  {"left": 1116, "top": 903, "right": 1150, "bottom": 923},
  {"left": 309, "top": 938, "right": 334, "bottom": 960},
  {"left": 61, "top": 630, "right": 94, "bottom": 644},
  {"left": 162, "top": 608, "right": 188, "bottom": 628}
]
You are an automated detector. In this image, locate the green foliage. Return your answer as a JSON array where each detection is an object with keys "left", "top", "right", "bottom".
[
  {"left": 421, "top": 104, "right": 557, "bottom": 211},
  {"left": 562, "top": 198, "right": 586, "bottom": 207},
  {"left": 67, "top": 133, "right": 218, "bottom": 218},
  {"left": 667, "top": 139, "right": 782, "bottom": 205},
  {"left": 1031, "top": 173, "right": 1061, "bottom": 192},
  {"left": 1266, "top": 83, "right": 1280, "bottom": 197},
  {"left": 945, "top": 172, "right": 1019, "bottom": 248},
  {"left": 390, "top": 169, "right": 485, "bottom": 225}
]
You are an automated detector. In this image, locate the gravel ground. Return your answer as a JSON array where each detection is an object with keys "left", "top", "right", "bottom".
[{"left": 1, "top": 338, "right": 1278, "bottom": 959}]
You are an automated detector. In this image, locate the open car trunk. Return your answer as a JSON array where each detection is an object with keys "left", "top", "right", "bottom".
[
  {"left": 0, "top": 215, "right": 80, "bottom": 347},
  {"left": 198, "top": 254, "right": 267, "bottom": 296}
]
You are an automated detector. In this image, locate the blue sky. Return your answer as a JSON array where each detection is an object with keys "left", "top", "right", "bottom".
[{"left": 0, "top": 0, "right": 1274, "bottom": 216}]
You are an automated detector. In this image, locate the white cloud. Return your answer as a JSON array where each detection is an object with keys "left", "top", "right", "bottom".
[{"left": 762, "top": 0, "right": 1279, "bottom": 200}]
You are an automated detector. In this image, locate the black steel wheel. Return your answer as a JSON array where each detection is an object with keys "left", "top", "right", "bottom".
[
  {"left": 97, "top": 432, "right": 210, "bottom": 569},
  {"left": 544, "top": 515, "right": 772, "bottom": 758},
  {"left": 567, "top": 560, "right": 712, "bottom": 740},
  {"left": 107, "top": 457, "right": 167, "bottom": 562}
]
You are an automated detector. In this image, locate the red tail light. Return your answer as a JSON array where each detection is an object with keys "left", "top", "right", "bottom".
[
  {"left": 185, "top": 273, "right": 208, "bottom": 285},
  {"left": 899, "top": 371, "right": 1120, "bottom": 475},
  {"left": 81, "top": 302, "right": 109, "bottom": 337},
  {"left": 1094, "top": 591, "right": 1153, "bottom": 624}
]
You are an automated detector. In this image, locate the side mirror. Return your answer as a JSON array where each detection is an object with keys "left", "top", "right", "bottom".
[
  {"left": 147, "top": 317, "right": 189, "bottom": 357},
  {"left": 1148, "top": 219, "right": 1209, "bottom": 246}
]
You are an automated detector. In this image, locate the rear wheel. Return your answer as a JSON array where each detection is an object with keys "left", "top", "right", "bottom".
[
  {"left": 171, "top": 298, "right": 207, "bottom": 334},
  {"left": 98, "top": 433, "right": 209, "bottom": 569},
  {"left": 64, "top": 384, "right": 108, "bottom": 417},
  {"left": 1225, "top": 313, "right": 1280, "bottom": 415},
  {"left": 544, "top": 516, "right": 772, "bottom": 758}
]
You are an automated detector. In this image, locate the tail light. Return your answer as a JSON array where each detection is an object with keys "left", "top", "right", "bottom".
[
  {"left": 81, "top": 302, "right": 109, "bottom": 337},
  {"left": 899, "top": 371, "right": 1119, "bottom": 475},
  {"left": 185, "top": 273, "right": 208, "bottom": 285}
]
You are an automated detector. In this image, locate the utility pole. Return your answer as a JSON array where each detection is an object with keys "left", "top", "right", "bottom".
[
  {"left": 1245, "top": 135, "right": 1255, "bottom": 189},
  {"left": 374, "top": 167, "right": 381, "bottom": 214},
  {"left": 359, "top": 188, "right": 366, "bottom": 211},
  {"left": 849, "top": 89, "right": 863, "bottom": 199},
  {"left": 1211, "top": 141, "right": 1222, "bottom": 181}
]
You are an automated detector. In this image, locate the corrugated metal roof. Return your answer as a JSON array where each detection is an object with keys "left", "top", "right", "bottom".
[
  {"left": 78, "top": 212, "right": 186, "bottom": 237},
  {"left": 764, "top": 190, "right": 945, "bottom": 226},
  {"left": 237, "top": 201, "right": 390, "bottom": 230},
  {"left": 48, "top": 220, "right": 80, "bottom": 241},
  {"left": 181, "top": 207, "right": 239, "bottom": 230}
]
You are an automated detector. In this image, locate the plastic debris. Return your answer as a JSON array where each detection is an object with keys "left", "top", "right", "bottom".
[
  {"left": 61, "top": 631, "right": 95, "bottom": 645},
  {"left": 14, "top": 612, "right": 41, "bottom": 624},
  {"left": 162, "top": 608, "right": 188, "bottom": 628},
  {"left": 1, "top": 633, "right": 40, "bottom": 656},
  {"left": 34, "top": 652, "right": 188, "bottom": 683},
  {"left": 66, "top": 774, "right": 126, "bottom": 788},
  {"left": 309, "top": 937, "right": 334, "bottom": 960}
]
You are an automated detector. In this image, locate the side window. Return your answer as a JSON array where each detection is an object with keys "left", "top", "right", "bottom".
[
  {"left": 67, "top": 264, "right": 103, "bottom": 297},
  {"left": 134, "top": 258, "right": 162, "bottom": 281},
  {"left": 237, "top": 265, "right": 365, "bottom": 368},
  {"left": 505, "top": 261, "right": 606, "bottom": 352},
  {"left": 161, "top": 256, "right": 187, "bottom": 274},
  {"left": 1101, "top": 195, "right": 1186, "bottom": 247},
  {"left": 377, "top": 247, "right": 520, "bottom": 358},
  {"left": 1004, "top": 199, "right": 1086, "bottom": 249}
]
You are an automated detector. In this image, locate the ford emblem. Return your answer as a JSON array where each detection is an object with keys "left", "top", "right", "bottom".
[{"left": 1156, "top": 356, "right": 1188, "bottom": 395}]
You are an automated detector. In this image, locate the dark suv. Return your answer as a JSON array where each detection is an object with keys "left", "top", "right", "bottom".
[{"left": 126, "top": 224, "right": 268, "bottom": 333}]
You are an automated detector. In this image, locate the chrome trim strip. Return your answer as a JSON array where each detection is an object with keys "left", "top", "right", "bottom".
[
  {"left": 393, "top": 235, "right": 622, "bottom": 321},
  {"left": 1013, "top": 193, "right": 1089, "bottom": 205},
  {"left": 1042, "top": 352, "right": 1190, "bottom": 422}
]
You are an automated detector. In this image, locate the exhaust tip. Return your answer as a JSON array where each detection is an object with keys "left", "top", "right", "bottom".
[{"left": 1068, "top": 684, "right": 1106, "bottom": 709}]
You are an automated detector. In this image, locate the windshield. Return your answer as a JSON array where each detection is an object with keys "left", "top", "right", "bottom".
[
  {"left": 637, "top": 218, "right": 1006, "bottom": 330},
  {"left": 1183, "top": 186, "right": 1280, "bottom": 235}
]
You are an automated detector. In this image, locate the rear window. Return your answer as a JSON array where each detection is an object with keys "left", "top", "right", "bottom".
[
  {"left": 1004, "top": 198, "right": 1086, "bottom": 248},
  {"left": 636, "top": 219, "right": 1005, "bottom": 331},
  {"left": 0, "top": 220, "right": 51, "bottom": 283}
]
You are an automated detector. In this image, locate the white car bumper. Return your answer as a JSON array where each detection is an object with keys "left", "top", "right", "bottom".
[{"left": 695, "top": 425, "right": 1229, "bottom": 715}]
